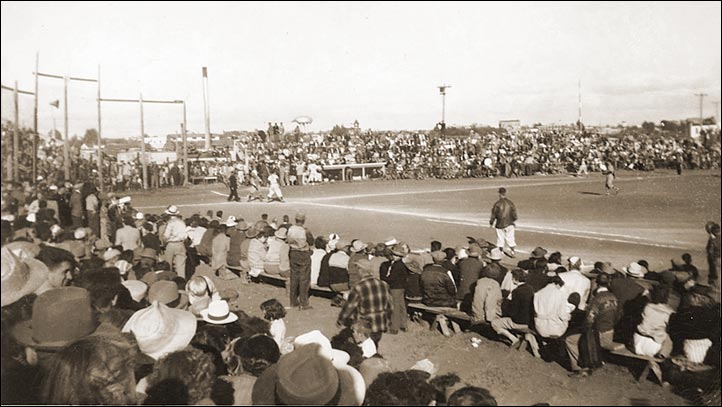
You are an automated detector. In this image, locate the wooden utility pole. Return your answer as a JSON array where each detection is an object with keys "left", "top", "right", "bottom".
[
  {"left": 63, "top": 75, "right": 70, "bottom": 180},
  {"left": 13, "top": 82, "right": 20, "bottom": 181},
  {"left": 182, "top": 100, "right": 189, "bottom": 186},
  {"left": 97, "top": 65, "right": 104, "bottom": 192},
  {"left": 33, "top": 53, "right": 39, "bottom": 181},
  {"left": 140, "top": 93, "right": 147, "bottom": 189}
]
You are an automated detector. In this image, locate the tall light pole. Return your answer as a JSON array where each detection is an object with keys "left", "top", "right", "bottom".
[
  {"left": 695, "top": 92, "right": 708, "bottom": 145},
  {"left": 202, "top": 67, "right": 211, "bottom": 150},
  {"left": 438, "top": 84, "right": 451, "bottom": 134}
]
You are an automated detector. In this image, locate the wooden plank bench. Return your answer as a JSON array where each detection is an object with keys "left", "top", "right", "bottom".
[
  {"left": 255, "top": 272, "right": 336, "bottom": 296},
  {"left": 407, "top": 302, "right": 471, "bottom": 336},
  {"left": 609, "top": 347, "right": 665, "bottom": 384}
]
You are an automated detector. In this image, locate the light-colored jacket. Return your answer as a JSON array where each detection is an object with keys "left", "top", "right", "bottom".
[
  {"left": 471, "top": 277, "right": 502, "bottom": 323},
  {"left": 533, "top": 284, "right": 574, "bottom": 338}
]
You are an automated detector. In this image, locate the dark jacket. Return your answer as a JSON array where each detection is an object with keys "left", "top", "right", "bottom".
[
  {"left": 420, "top": 264, "right": 457, "bottom": 308},
  {"left": 381, "top": 260, "right": 409, "bottom": 290},
  {"left": 457, "top": 257, "right": 484, "bottom": 301},
  {"left": 503, "top": 283, "right": 534, "bottom": 325},
  {"left": 584, "top": 289, "right": 620, "bottom": 333},
  {"left": 490, "top": 197, "right": 517, "bottom": 229}
]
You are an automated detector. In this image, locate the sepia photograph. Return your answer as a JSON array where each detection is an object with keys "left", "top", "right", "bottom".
[{"left": 1, "top": 1, "right": 720, "bottom": 405}]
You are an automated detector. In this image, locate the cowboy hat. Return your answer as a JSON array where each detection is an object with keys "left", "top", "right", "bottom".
[
  {"left": 225, "top": 216, "right": 238, "bottom": 227},
  {"left": 402, "top": 253, "right": 425, "bottom": 274},
  {"left": 624, "top": 262, "right": 646, "bottom": 278},
  {"left": 1, "top": 246, "right": 49, "bottom": 307},
  {"left": 467, "top": 243, "right": 482, "bottom": 258},
  {"left": 531, "top": 247, "right": 548, "bottom": 259},
  {"left": 122, "top": 301, "right": 197, "bottom": 360},
  {"left": 350, "top": 240, "right": 368, "bottom": 253},
  {"left": 390, "top": 242, "right": 410, "bottom": 257},
  {"left": 148, "top": 281, "right": 180, "bottom": 306},
  {"left": 274, "top": 227, "right": 288, "bottom": 239},
  {"left": 200, "top": 299, "right": 239, "bottom": 324},
  {"left": 245, "top": 226, "right": 260, "bottom": 239},
  {"left": 487, "top": 247, "right": 503, "bottom": 261},
  {"left": 165, "top": 205, "right": 180, "bottom": 216},
  {"left": 13, "top": 287, "right": 96, "bottom": 351},
  {"left": 236, "top": 220, "right": 250, "bottom": 231}
]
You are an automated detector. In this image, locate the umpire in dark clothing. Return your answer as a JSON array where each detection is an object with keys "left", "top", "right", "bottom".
[{"left": 227, "top": 171, "right": 240, "bottom": 202}]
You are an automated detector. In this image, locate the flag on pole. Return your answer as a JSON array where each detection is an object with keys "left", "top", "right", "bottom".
[{"left": 202, "top": 67, "right": 207, "bottom": 78}]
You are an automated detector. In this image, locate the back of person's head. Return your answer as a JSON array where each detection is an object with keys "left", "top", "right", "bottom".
[
  {"left": 548, "top": 275, "right": 565, "bottom": 287},
  {"left": 314, "top": 235, "right": 328, "bottom": 250},
  {"left": 444, "top": 248, "right": 456, "bottom": 261},
  {"left": 283, "top": 214, "right": 290, "bottom": 223},
  {"left": 40, "top": 331, "right": 139, "bottom": 405},
  {"left": 232, "top": 334, "right": 280, "bottom": 377},
  {"left": 511, "top": 268, "right": 527, "bottom": 283},
  {"left": 681, "top": 253, "right": 692, "bottom": 264},
  {"left": 123, "top": 216, "right": 134, "bottom": 227},
  {"left": 37, "top": 244, "right": 76, "bottom": 270},
  {"left": 147, "top": 347, "right": 216, "bottom": 405},
  {"left": 365, "top": 370, "right": 436, "bottom": 406},
  {"left": 649, "top": 284, "right": 670, "bottom": 305},
  {"left": 261, "top": 213, "right": 268, "bottom": 221},
  {"left": 548, "top": 252, "right": 562, "bottom": 265},
  {"left": 534, "top": 258, "right": 548, "bottom": 273},
  {"left": 567, "top": 292, "right": 581, "bottom": 308},
  {"left": 143, "top": 378, "right": 190, "bottom": 405},
  {"left": 216, "top": 211, "right": 223, "bottom": 218},
  {"left": 119, "top": 249, "right": 134, "bottom": 263},
  {"left": 447, "top": 386, "right": 498, "bottom": 406},
  {"left": 428, "top": 373, "right": 461, "bottom": 405},
  {"left": 260, "top": 298, "right": 286, "bottom": 321},
  {"left": 430, "top": 240, "right": 442, "bottom": 252},
  {"left": 596, "top": 273, "right": 612, "bottom": 288}
]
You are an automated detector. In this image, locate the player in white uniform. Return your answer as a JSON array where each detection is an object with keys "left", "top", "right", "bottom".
[{"left": 267, "top": 169, "right": 285, "bottom": 202}]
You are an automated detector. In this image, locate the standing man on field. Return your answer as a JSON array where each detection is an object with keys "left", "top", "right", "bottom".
[{"left": 490, "top": 187, "right": 518, "bottom": 258}]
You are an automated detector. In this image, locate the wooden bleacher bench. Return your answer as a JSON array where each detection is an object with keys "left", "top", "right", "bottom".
[
  {"left": 407, "top": 302, "right": 471, "bottom": 336},
  {"left": 608, "top": 346, "right": 665, "bottom": 384},
  {"left": 255, "top": 272, "right": 335, "bottom": 295}
]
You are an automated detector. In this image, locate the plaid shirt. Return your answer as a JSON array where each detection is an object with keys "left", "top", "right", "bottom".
[{"left": 338, "top": 275, "right": 393, "bottom": 334}]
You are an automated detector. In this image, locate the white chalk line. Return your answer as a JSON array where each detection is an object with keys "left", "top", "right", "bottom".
[
  {"left": 300, "top": 174, "right": 682, "bottom": 202},
  {"left": 296, "top": 201, "right": 693, "bottom": 250}
]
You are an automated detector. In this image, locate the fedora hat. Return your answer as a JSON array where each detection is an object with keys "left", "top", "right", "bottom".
[
  {"left": 122, "top": 280, "right": 149, "bottom": 303},
  {"left": 122, "top": 301, "right": 197, "bottom": 360},
  {"left": 13, "top": 287, "right": 96, "bottom": 351},
  {"left": 200, "top": 299, "right": 239, "bottom": 324},
  {"left": 487, "top": 247, "right": 503, "bottom": 261},
  {"left": 384, "top": 237, "right": 398, "bottom": 247},
  {"left": 335, "top": 240, "right": 352, "bottom": 251},
  {"left": 431, "top": 250, "right": 447, "bottom": 263},
  {"left": 165, "top": 205, "right": 180, "bottom": 216},
  {"left": 531, "top": 247, "right": 548, "bottom": 259},
  {"left": 391, "top": 242, "right": 410, "bottom": 257},
  {"left": 274, "top": 227, "right": 288, "bottom": 239},
  {"left": 245, "top": 226, "right": 260, "bottom": 239},
  {"left": 252, "top": 343, "right": 365, "bottom": 406},
  {"left": 102, "top": 248, "right": 122, "bottom": 262},
  {"left": 467, "top": 243, "right": 482, "bottom": 257},
  {"left": 148, "top": 280, "right": 180, "bottom": 305},
  {"left": 624, "top": 262, "right": 646, "bottom": 278},
  {"left": 225, "top": 216, "right": 238, "bottom": 228},
  {"left": 2, "top": 246, "right": 49, "bottom": 307},
  {"left": 350, "top": 240, "right": 368, "bottom": 253},
  {"left": 293, "top": 330, "right": 352, "bottom": 368}
]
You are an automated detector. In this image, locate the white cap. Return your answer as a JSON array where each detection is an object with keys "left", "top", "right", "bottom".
[
  {"left": 74, "top": 228, "right": 87, "bottom": 239},
  {"left": 26, "top": 213, "right": 36, "bottom": 223},
  {"left": 135, "top": 212, "right": 145, "bottom": 220}
]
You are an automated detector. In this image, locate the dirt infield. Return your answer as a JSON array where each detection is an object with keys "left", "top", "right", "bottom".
[
  {"left": 134, "top": 169, "right": 721, "bottom": 283},
  {"left": 123, "top": 170, "right": 722, "bottom": 405}
]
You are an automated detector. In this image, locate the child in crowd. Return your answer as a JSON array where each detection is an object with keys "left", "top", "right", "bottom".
[{"left": 260, "top": 298, "right": 287, "bottom": 350}]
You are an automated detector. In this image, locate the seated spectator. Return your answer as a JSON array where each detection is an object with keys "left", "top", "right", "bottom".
[
  {"left": 365, "top": 370, "right": 436, "bottom": 406},
  {"left": 252, "top": 343, "right": 366, "bottom": 405},
  {"left": 669, "top": 285, "right": 720, "bottom": 365},
  {"left": 420, "top": 251, "right": 457, "bottom": 308},
  {"left": 533, "top": 275, "right": 575, "bottom": 338},
  {"left": 122, "top": 301, "right": 197, "bottom": 360},
  {"left": 564, "top": 274, "right": 621, "bottom": 377},
  {"left": 447, "top": 386, "right": 498, "bottom": 406},
  {"left": 381, "top": 243, "right": 412, "bottom": 334},
  {"left": 457, "top": 243, "right": 484, "bottom": 311},
  {"left": 492, "top": 268, "right": 539, "bottom": 356},
  {"left": 223, "top": 333, "right": 280, "bottom": 405},
  {"left": 311, "top": 235, "right": 329, "bottom": 285},
  {"left": 402, "top": 252, "right": 424, "bottom": 303},
  {"left": 471, "top": 261, "right": 503, "bottom": 324},
  {"left": 483, "top": 247, "right": 508, "bottom": 286},
  {"left": 559, "top": 256, "right": 591, "bottom": 310},
  {"left": 246, "top": 227, "right": 268, "bottom": 278},
  {"left": 326, "top": 240, "right": 352, "bottom": 293},
  {"left": 39, "top": 329, "right": 140, "bottom": 405},
  {"left": 144, "top": 347, "right": 216, "bottom": 405},
  {"left": 633, "top": 285, "right": 674, "bottom": 358},
  {"left": 264, "top": 227, "right": 290, "bottom": 277},
  {"left": 260, "top": 298, "right": 287, "bottom": 350},
  {"left": 143, "top": 378, "right": 190, "bottom": 405}
]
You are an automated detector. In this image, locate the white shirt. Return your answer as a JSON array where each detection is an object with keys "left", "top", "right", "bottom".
[
  {"left": 163, "top": 217, "right": 188, "bottom": 243},
  {"left": 360, "top": 337, "right": 377, "bottom": 358},
  {"left": 270, "top": 319, "right": 286, "bottom": 348},
  {"left": 186, "top": 226, "right": 207, "bottom": 248},
  {"left": 533, "top": 284, "right": 574, "bottom": 338},
  {"left": 559, "top": 269, "right": 591, "bottom": 311},
  {"left": 268, "top": 173, "right": 280, "bottom": 186}
]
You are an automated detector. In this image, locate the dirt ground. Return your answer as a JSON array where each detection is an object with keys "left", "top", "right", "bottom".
[{"left": 128, "top": 169, "right": 721, "bottom": 405}]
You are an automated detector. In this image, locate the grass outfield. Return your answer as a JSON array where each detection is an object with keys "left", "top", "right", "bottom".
[{"left": 132, "top": 169, "right": 721, "bottom": 282}]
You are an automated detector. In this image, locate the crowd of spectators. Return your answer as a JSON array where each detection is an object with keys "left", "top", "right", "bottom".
[
  {"left": 3, "top": 121, "right": 720, "bottom": 192},
  {"left": 2, "top": 177, "right": 720, "bottom": 404}
]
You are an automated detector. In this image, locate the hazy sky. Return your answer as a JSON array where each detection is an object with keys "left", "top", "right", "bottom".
[{"left": 1, "top": 1, "right": 720, "bottom": 138}]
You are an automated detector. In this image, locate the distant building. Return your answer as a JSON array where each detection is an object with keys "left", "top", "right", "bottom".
[{"left": 499, "top": 120, "right": 521, "bottom": 131}]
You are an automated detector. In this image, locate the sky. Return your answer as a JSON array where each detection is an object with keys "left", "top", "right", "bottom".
[{"left": 1, "top": 1, "right": 721, "bottom": 139}]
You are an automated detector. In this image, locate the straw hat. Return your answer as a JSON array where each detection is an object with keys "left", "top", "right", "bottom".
[
  {"left": 1, "top": 246, "right": 49, "bottom": 307},
  {"left": 200, "top": 299, "right": 239, "bottom": 324},
  {"left": 624, "top": 262, "right": 646, "bottom": 278}
]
